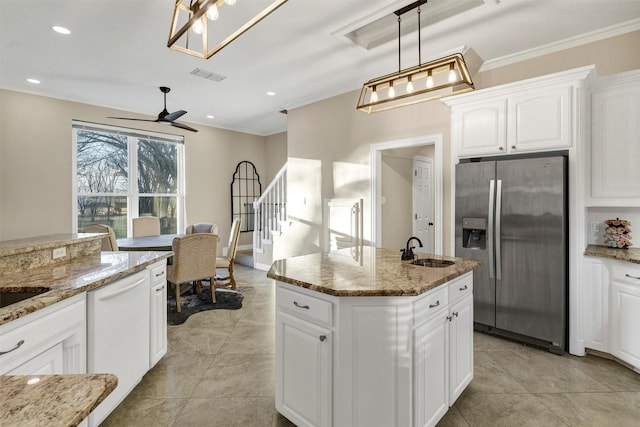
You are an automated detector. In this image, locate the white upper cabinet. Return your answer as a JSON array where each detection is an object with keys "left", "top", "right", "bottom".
[
  {"left": 590, "top": 70, "right": 640, "bottom": 205},
  {"left": 444, "top": 66, "right": 594, "bottom": 159}
]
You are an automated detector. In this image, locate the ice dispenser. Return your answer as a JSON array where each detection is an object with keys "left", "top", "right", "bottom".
[{"left": 462, "top": 217, "right": 486, "bottom": 250}]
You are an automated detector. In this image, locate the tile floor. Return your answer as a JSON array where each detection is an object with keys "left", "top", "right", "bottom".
[{"left": 103, "top": 264, "right": 640, "bottom": 427}]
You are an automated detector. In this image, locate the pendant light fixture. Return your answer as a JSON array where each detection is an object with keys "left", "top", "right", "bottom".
[
  {"left": 356, "top": 0, "right": 475, "bottom": 114},
  {"left": 168, "top": 0, "right": 288, "bottom": 59}
]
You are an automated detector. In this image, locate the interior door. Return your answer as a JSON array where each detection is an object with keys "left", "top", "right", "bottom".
[{"left": 413, "top": 156, "right": 434, "bottom": 254}]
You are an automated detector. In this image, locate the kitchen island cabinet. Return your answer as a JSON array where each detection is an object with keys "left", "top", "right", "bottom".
[{"left": 268, "top": 247, "right": 480, "bottom": 427}]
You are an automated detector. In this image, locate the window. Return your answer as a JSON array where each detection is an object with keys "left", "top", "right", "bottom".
[{"left": 73, "top": 122, "right": 184, "bottom": 238}]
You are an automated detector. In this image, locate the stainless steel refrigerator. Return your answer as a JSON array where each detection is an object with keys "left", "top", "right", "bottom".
[{"left": 455, "top": 156, "right": 567, "bottom": 353}]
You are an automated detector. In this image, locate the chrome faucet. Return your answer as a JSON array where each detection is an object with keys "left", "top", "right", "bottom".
[{"left": 401, "top": 236, "right": 423, "bottom": 261}]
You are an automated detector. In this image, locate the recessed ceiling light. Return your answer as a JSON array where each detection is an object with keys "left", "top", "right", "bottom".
[
  {"left": 266, "top": 91, "right": 276, "bottom": 96},
  {"left": 51, "top": 25, "right": 71, "bottom": 35},
  {"left": 206, "top": 115, "right": 215, "bottom": 119},
  {"left": 27, "top": 78, "right": 41, "bottom": 84}
]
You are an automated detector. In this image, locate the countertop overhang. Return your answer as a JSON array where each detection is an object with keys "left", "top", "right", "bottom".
[
  {"left": 267, "top": 247, "right": 481, "bottom": 297},
  {"left": 584, "top": 244, "right": 640, "bottom": 264},
  {"left": 0, "top": 250, "right": 172, "bottom": 325}
]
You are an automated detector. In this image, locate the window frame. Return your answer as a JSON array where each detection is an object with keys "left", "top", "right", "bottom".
[{"left": 72, "top": 121, "right": 185, "bottom": 238}]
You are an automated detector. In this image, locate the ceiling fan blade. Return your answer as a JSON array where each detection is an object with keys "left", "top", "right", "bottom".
[
  {"left": 171, "top": 122, "right": 199, "bottom": 132},
  {"left": 107, "top": 116, "right": 157, "bottom": 123},
  {"left": 164, "top": 110, "right": 187, "bottom": 122}
]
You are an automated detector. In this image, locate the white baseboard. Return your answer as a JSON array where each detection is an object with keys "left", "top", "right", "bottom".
[{"left": 254, "top": 262, "right": 271, "bottom": 272}]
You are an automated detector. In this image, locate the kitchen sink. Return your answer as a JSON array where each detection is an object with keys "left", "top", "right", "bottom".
[
  {"left": 412, "top": 258, "right": 455, "bottom": 268},
  {"left": 0, "top": 288, "right": 50, "bottom": 308}
]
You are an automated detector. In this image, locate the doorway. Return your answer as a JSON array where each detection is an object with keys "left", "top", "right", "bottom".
[{"left": 370, "top": 134, "right": 443, "bottom": 254}]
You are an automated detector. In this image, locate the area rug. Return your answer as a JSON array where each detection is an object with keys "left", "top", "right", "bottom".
[{"left": 167, "top": 287, "right": 245, "bottom": 325}]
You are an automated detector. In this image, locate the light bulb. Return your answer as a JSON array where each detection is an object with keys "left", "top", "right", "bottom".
[
  {"left": 406, "top": 78, "right": 414, "bottom": 93},
  {"left": 426, "top": 71, "right": 434, "bottom": 88},
  {"left": 371, "top": 90, "right": 378, "bottom": 102},
  {"left": 448, "top": 66, "right": 458, "bottom": 83},
  {"left": 192, "top": 18, "right": 204, "bottom": 35},
  {"left": 225, "top": 0, "right": 237, "bottom": 5},
  {"left": 388, "top": 83, "right": 395, "bottom": 98},
  {"left": 207, "top": 4, "right": 219, "bottom": 20}
]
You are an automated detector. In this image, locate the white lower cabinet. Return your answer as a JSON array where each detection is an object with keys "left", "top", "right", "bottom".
[
  {"left": 276, "top": 311, "right": 332, "bottom": 427},
  {"left": 583, "top": 258, "right": 610, "bottom": 352},
  {"left": 275, "top": 272, "right": 474, "bottom": 427},
  {"left": 0, "top": 292, "right": 86, "bottom": 375},
  {"left": 610, "top": 262, "right": 640, "bottom": 369},
  {"left": 149, "top": 261, "right": 168, "bottom": 367}
]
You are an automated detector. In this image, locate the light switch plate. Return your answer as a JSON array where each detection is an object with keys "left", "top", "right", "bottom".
[
  {"left": 590, "top": 222, "right": 599, "bottom": 232},
  {"left": 52, "top": 247, "right": 66, "bottom": 259}
]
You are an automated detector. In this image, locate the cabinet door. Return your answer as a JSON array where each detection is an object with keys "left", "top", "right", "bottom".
[
  {"left": 584, "top": 259, "right": 609, "bottom": 352},
  {"left": 508, "top": 86, "right": 571, "bottom": 153},
  {"left": 8, "top": 342, "right": 64, "bottom": 375},
  {"left": 454, "top": 99, "right": 507, "bottom": 157},
  {"left": 276, "top": 311, "right": 332, "bottom": 427},
  {"left": 149, "top": 281, "right": 167, "bottom": 367},
  {"left": 591, "top": 81, "right": 640, "bottom": 200},
  {"left": 449, "top": 294, "right": 473, "bottom": 404},
  {"left": 611, "top": 277, "right": 640, "bottom": 369},
  {"left": 414, "top": 313, "right": 449, "bottom": 427}
]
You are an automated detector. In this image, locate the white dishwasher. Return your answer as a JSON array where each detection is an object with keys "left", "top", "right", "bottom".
[{"left": 87, "top": 269, "right": 150, "bottom": 427}]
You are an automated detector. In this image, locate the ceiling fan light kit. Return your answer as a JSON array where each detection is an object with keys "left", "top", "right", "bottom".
[
  {"left": 356, "top": 0, "right": 476, "bottom": 114},
  {"left": 107, "top": 86, "right": 198, "bottom": 132},
  {"left": 167, "top": 0, "right": 288, "bottom": 60}
]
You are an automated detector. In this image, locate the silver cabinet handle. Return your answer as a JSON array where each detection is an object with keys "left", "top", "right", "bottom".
[
  {"left": 511, "top": 145, "right": 516, "bottom": 149},
  {"left": 156, "top": 286, "right": 165, "bottom": 292},
  {"left": 319, "top": 335, "right": 326, "bottom": 342},
  {"left": 429, "top": 301, "right": 440, "bottom": 308},
  {"left": 625, "top": 274, "right": 640, "bottom": 280},
  {"left": 293, "top": 301, "right": 310, "bottom": 309},
  {"left": 0, "top": 339, "right": 24, "bottom": 356},
  {"left": 498, "top": 146, "right": 504, "bottom": 151},
  {"left": 446, "top": 315, "right": 453, "bottom": 322},
  {"left": 155, "top": 271, "right": 165, "bottom": 278},
  {"left": 453, "top": 312, "right": 459, "bottom": 318},
  {"left": 459, "top": 285, "right": 468, "bottom": 291}
]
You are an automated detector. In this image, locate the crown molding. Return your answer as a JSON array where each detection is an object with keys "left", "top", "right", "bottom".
[{"left": 479, "top": 18, "right": 640, "bottom": 72}]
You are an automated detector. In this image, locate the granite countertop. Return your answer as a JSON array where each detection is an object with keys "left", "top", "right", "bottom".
[
  {"left": 0, "top": 233, "right": 101, "bottom": 258},
  {"left": 0, "top": 250, "right": 172, "bottom": 325},
  {"left": 267, "top": 246, "right": 481, "bottom": 297},
  {"left": 584, "top": 244, "right": 640, "bottom": 264},
  {"left": 0, "top": 374, "right": 117, "bottom": 427}
]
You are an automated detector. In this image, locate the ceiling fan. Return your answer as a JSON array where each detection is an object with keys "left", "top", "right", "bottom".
[{"left": 108, "top": 86, "right": 198, "bottom": 132}]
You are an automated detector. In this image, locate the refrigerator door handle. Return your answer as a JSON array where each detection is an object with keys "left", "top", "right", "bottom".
[
  {"left": 488, "top": 179, "right": 495, "bottom": 279},
  {"left": 495, "top": 179, "right": 503, "bottom": 281}
]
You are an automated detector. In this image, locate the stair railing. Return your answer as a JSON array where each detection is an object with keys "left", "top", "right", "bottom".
[{"left": 253, "top": 163, "right": 287, "bottom": 254}]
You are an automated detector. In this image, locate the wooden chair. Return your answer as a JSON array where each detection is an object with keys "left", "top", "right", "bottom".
[
  {"left": 214, "top": 218, "right": 242, "bottom": 290},
  {"left": 132, "top": 216, "right": 160, "bottom": 237},
  {"left": 84, "top": 224, "right": 118, "bottom": 251},
  {"left": 166, "top": 234, "right": 218, "bottom": 312}
]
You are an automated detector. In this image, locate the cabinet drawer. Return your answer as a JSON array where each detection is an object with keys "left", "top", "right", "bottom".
[
  {"left": 415, "top": 286, "right": 448, "bottom": 327},
  {"left": 611, "top": 263, "right": 640, "bottom": 287},
  {"left": 0, "top": 293, "right": 85, "bottom": 374},
  {"left": 449, "top": 273, "right": 473, "bottom": 304},
  {"left": 149, "top": 262, "right": 167, "bottom": 285},
  {"left": 277, "top": 286, "right": 333, "bottom": 326}
]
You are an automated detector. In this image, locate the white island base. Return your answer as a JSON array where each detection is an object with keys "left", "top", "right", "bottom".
[{"left": 275, "top": 271, "right": 474, "bottom": 427}]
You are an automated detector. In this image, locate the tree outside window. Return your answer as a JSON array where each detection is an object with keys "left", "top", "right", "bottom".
[{"left": 74, "top": 124, "right": 184, "bottom": 238}]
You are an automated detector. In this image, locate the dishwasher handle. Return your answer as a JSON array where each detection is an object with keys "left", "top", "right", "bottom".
[{"left": 96, "top": 276, "right": 147, "bottom": 301}]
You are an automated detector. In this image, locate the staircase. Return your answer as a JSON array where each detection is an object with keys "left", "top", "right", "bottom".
[{"left": 251, "top": 164, "right": 288, "bottom": 270}]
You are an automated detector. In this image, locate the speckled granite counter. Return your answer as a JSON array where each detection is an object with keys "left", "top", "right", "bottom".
[
  {"left": 584, "top": 244, "right": 640, "bottom": 265},
  {"left": 0, "top": 374, "right": 117, "bottom": 427},
  {"left": 267, "top": 246, "right": 481, "bottom": 296},
  {"left": 0, "top": 250, "right": 172, "bottom": 325}
]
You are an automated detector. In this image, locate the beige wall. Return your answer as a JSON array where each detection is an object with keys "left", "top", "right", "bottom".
[
  {"left": 264, "top": 131, "right": 287, "bottom": 183},
  {"left": 0, "top": 90, "right": 274, "bottom": 251},
  {"left": 284, "top": 30, "right": 640, "bottom": 258}
]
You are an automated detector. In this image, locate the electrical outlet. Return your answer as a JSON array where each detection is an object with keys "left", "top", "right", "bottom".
[
  {"left": 590, "top": 222, "right": 599, "bottom": 232},
  {"left": 52, "top": 247, "right": 66, "bottom": 259}
]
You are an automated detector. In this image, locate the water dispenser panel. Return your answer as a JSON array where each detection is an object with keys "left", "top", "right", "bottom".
[{"left": 462, "top": 217, "right": 487, "bottom": 250}]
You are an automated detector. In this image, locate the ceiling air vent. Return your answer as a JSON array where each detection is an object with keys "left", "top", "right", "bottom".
[{"left": 190, "top": 68, "right": 227, "bottom": 82}]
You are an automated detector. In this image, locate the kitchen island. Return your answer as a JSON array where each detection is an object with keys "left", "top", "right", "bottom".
[{"left": 268, "top": 247, "right": 481, "bottom": 427}]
